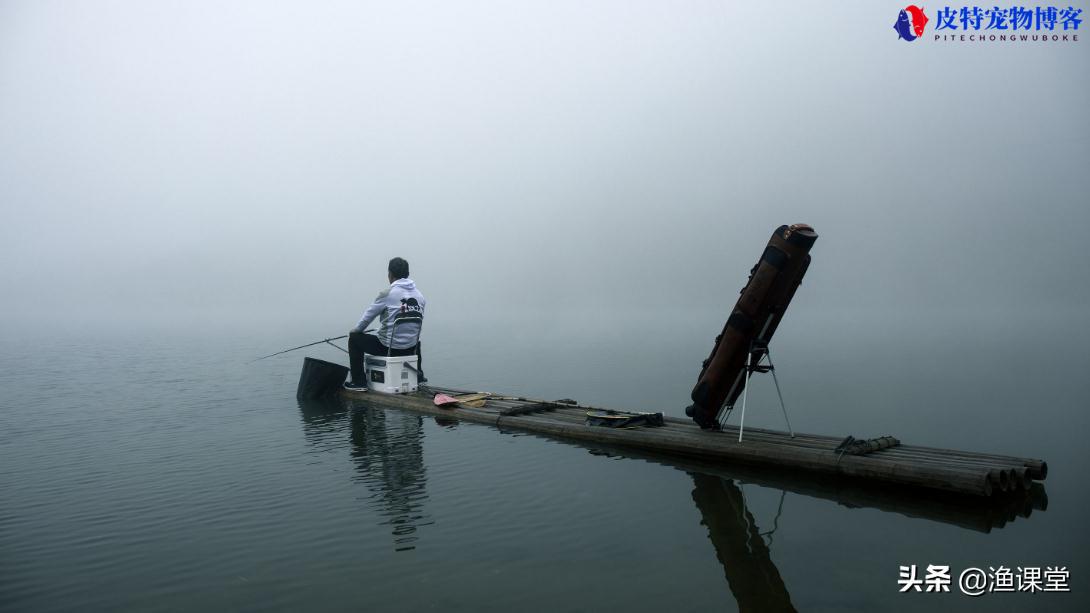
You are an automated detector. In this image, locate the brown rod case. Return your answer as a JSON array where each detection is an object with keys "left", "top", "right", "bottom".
[{"left": 687, "top": 224, "right": 818, "bottom": 429}]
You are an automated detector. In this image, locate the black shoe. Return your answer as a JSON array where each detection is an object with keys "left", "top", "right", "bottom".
[
  {"left": 343, "top": 381, "right": 368, "bottom": 391},
  {"left": 418, "top": 374, "right": 428, "bottom": 384}
]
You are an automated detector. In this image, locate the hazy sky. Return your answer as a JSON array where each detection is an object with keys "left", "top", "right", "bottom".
[{"left": 2, "top": 0, "right": 1087, "bottom": 340}]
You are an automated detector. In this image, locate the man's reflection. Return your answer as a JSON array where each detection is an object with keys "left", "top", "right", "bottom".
[
  {"left": 298, "top": 398, "right": 432, "bottom": 551},
  {"left": 690, "top": 472, "right": 796, "bottom": 613},
  {"left": 349, "top": 403, "right": 432, "bottom": 551}
]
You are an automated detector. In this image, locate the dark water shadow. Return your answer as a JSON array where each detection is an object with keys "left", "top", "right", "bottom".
[
  {"left": 690, "top": 472, "right": 796, "bottom": 612},
  {"left": 684, "top": 466, "right": 1044, "bottom": 611},
  {"left": 297, "top": 395, "right": 351, "bottom": 442}
]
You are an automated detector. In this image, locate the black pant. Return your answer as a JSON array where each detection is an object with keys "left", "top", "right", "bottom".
[{"left": 348, "top": 332, "right": 423, "bottom": 384}]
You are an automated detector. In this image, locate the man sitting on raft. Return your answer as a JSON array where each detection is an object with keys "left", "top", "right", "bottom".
[{"left": 344, "top": 257, "right": 426, "bottom": 390}]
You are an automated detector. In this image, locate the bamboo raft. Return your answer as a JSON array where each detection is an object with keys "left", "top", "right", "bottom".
[{"left": 340, "top": 385, "right": 1047, "bottom": 499}]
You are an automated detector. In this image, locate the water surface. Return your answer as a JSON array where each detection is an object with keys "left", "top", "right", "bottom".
[{"left": 1, "top": 322, "right": 1086, "bottom": 612}]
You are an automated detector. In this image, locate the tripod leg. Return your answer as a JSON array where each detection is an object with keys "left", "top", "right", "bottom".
[
  {"left": 737, "top": 353, "right": 751, "bottom": 443},
  {"left": 767, "top": 350, "right": 794, "bottom": 438}
]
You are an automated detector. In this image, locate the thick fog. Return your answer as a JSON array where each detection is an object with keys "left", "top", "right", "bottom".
[{"left": 2, "top": 0, "right": 1087, "bottom": 345}]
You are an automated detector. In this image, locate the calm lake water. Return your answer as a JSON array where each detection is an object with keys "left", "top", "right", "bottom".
[{"left": 2, "top": 319, "right": 1087, "bottom": 612}]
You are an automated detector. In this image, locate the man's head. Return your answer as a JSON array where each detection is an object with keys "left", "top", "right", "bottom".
[{"left": 388, "top": 257, "right": 410, "bottom": 282}]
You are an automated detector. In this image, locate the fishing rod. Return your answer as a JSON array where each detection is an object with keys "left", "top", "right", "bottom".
[{"left": 248, "top": 334, "right": 360, "bottom": 363}]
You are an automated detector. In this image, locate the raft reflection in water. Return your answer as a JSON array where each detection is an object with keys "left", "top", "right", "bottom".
[{"left": 298, "top": 395, "right": 1047, "bottom": 594}]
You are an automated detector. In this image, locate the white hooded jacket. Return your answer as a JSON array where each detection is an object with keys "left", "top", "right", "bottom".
[{"left": 351, "top": 278, "right": 426, "bottom": 349}]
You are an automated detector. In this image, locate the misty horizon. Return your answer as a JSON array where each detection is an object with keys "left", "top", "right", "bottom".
[{"left": 2, "top": 1, "right": 1087, "bottom": 343}]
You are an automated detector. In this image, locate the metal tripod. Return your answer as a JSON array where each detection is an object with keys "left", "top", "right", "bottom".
[{"left": 719, "top": 341, "right": 795, "bottom": 442}]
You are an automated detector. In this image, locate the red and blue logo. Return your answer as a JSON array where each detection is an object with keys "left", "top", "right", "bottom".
[{"left": 894, "top": 5, "right": 930, "bottom": 40}]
